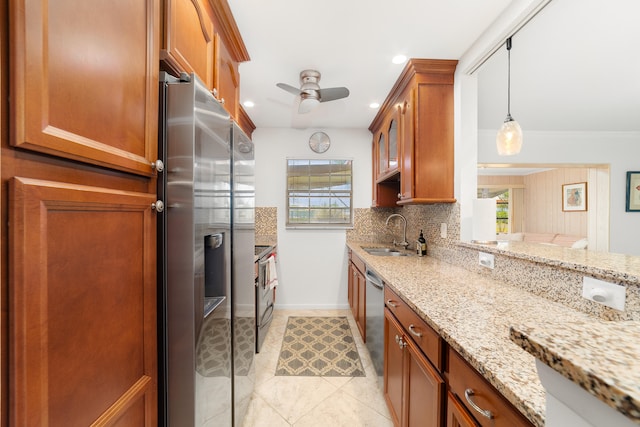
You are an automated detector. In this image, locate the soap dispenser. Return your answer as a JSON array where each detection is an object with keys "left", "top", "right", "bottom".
[{"left": 417, "top": 230, "right": 427, "bottom": 257}]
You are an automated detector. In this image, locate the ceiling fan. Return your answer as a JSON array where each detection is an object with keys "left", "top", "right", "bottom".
[{"left": 277, "top": 69, "right": 350, "bottom": 114}]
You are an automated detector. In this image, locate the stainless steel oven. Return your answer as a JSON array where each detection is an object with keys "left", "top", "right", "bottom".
[{"left": 255, "top": 246, "right": 275, "bottom": 352}]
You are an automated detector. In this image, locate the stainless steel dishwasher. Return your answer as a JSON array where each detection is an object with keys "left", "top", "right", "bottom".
[{"left": 365, "top": 267, "right": 384, "bottom": 377}]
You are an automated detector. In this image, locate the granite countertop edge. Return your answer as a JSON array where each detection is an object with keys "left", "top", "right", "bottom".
[
  {"left": 509, "top": 321, "right": 640, "bottom": 423},
  {"left": 457, "top": 241, "right": 640, "bottom": 286},
  {"left": 347, "top": 241, "right": 600, "bottom": 427}
]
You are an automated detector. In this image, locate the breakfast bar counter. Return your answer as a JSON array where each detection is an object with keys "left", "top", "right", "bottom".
[{"left": 346, "top": 241, "right": 637, "bottom": 427}]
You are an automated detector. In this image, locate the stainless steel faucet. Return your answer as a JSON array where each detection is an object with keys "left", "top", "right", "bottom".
[{"left": 385, "top": 213, "right": 409, "bottom": 249}]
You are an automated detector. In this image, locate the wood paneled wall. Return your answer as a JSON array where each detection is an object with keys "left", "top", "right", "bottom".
[{"left": 479, "top": 168, "right": 610, "bottom": 251}]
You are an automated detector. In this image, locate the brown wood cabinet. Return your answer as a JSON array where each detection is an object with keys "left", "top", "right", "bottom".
[
  {"left": 383, "top": 285, "right": 534, "bottom": 427},
  {"left": 160, "top": 0, "right": 252, "bottom": 127},
  {"left": 3, "top": 0, "right": 160, "bottom": 425},
  {"left": 348, "top": 250, "right": 366, "bottom": 341},
  {"left": 10, "top": 0, "right": 159, "bottom": 177},
  {"left": 447, "top": 392, "right": 481, "bottom": 427},
  {"left": 384, "top": 308, "right": 444, "bottom": 427},
  {"left": 161, "top": 0, "right": 215, "bottom": 88},
  {"left": 446, "top": 348, "right": 534, "bottom": 427},
  {"left": 369, "top": 59, "right": 458, "bottom": 207}
]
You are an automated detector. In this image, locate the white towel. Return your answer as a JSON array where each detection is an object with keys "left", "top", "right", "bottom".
[{"left": 266, "top": 254, "right": 278, "bottom": 290}]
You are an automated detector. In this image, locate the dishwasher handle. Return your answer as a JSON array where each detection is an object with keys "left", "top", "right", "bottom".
[{"left": 365, "top": 268, "right": 384, "bottom": 290}]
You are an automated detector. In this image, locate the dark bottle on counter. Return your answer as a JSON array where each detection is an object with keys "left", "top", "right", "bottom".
[
  {"left": 416, "top": 230, "right": 427, "bottom": 256},
  {"left": 417, "top": 229, "right": 427, "bottom": 256}
]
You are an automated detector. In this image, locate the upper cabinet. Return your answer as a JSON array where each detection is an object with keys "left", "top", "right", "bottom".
[
  {"left": 369, "top": 59, "right": 457, "bottom": 206},
  {"left": 161, "top": 0, "right": 253, "bottom": 133},
  {"left": 10, "top": 0, "right": 159, "bottom": 176},
  {"left": 161, "top": 0, "right": 215, "bottom": 88}
]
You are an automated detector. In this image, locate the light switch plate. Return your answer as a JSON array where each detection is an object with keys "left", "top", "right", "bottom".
[
  {"left": 478, "top": 252, "right": 494, "bottom": 269},
  {"left": 582, "top": 277, "right": 625, "bottom": 311}
]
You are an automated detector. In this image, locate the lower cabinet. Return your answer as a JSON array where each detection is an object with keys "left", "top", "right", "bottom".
[
  {"left": 348, "top": 250, "right": 366, "bottom": 340},
  {"left": 446, "top": 348, "right": 534, "bottom": 427},
  {"left": 384, "top": 308, "right": 444, "bottom": 427},
  {"left": 383, "top": 286, "right": 534, "bottom": 427},
  {"left": 447, "top": 392, "right": 480, "bottom": 427}
]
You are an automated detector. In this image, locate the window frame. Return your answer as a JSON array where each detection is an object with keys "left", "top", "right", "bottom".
[{"left": 285, "top": 158, "right": 354, "bottom": 229}]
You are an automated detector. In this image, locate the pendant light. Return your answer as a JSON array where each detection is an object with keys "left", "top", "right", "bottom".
[{"left": 496, "top": 37, "right": 523, "bottom": 156}]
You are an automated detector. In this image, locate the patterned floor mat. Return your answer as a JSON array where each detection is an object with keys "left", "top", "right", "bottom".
[{"left": 275, "top": 316, "right": 365, "bottom": 377}]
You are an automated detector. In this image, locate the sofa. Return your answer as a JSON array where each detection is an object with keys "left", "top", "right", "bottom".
[{"left": 498, "top": 232, "right": 588, "bottom": 249}]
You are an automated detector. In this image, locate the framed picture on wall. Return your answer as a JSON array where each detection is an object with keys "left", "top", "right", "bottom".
[
  {"left": 562, "top": 182, "right": 587, "bottom": 212},
  {"left": 626, "top": 171, "right": 640, "bottom": 212}
]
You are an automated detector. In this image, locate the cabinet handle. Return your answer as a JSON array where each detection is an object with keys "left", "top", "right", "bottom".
[
  {"left": 395, "top": 335, "right": 406, "bottom": 349},
  {"left": 151, "top": 200, "right": 164, "bottom": 213},
  {"left": 397, "top": 193, "right": 402, "bottom": 199},
  {"left": 386, "top": 299, "right": 398, "bottom": 308},
  {"left": 464, "top": 389, "right": 494, "bottom": 419},
  {"left": 408, "top": 324, "right": 422, "bottom": 338}
]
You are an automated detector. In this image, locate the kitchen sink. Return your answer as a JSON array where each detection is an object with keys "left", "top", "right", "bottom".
[{"left": 362, "top": 247, "right": 412, "bottom": 257}]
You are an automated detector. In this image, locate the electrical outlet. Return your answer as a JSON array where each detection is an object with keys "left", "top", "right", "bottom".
[
  {"left": 478, "top": 252, "right": 494, "bottom": 269},
  {"left": 440, "top": 223, "right": 447, "bottom": 239},
  {"left": 582, "top": 277, "right": 625, "bottom": 311}
]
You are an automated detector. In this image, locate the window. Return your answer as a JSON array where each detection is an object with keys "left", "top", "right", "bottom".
[
  {"left": 495, "top": 190, "right": 509, "bottom": 233},
  {"left": 286, "top": 159, "right": 353, "bottom": 228}
]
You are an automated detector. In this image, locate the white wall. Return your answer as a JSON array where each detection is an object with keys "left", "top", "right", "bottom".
[
  {"left": 478, "top": 129, "right": 640, "bottom": 255},
  {"left": 254, "top": 127, "right": 372, "bottom": 309}
]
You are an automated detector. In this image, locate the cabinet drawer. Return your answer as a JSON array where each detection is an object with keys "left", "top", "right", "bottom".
[
  {"left": 385, "top": 287, "right": 442, "bottom": 371},
  {"left": 350, "top": 251, "right": 366, "bottom": 275},
  {"left": 447, "top": 348, "right": 533, "bottom": 427}
]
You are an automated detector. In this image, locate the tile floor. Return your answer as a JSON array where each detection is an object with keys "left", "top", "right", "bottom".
[{"left": 241, "top": 309, "right": 394, "bottom": 427}]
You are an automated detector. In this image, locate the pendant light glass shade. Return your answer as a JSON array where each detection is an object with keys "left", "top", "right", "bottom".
[
  {"left": 496, "top": 114, "right": 523, "bottom": 155},
  {"left": 496, "top": 37, "right": 522, "bottom": 156}
]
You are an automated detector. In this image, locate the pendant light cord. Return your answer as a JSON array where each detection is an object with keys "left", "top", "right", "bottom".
[{"left": 506, "top": 37, "right": 512, "bottom": 118}]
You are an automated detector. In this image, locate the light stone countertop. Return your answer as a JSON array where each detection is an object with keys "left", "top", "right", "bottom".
[
  {"left": 347, "top": 241, "right": 597, "bottom": 427},
  {"left": 510, "top": 320, "right": 640, "bottom": 424},
  {"left": 459, "top": 241, "right": 640, "bottom": 285}
]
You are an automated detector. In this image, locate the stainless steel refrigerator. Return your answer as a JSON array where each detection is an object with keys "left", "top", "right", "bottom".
[{"left": 157, "top": 72, "right": 255, "bottom": 427}]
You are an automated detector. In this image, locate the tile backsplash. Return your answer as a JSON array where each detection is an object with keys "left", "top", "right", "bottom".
[
  {"left": 346, "top": 203, "right": 640, "bottom": 321},
  {"left": 347, "top": 204, "right": 460, "bottom": 252},
  {"left": 255, "top": 207, "right": 277, "bottom": 243}
]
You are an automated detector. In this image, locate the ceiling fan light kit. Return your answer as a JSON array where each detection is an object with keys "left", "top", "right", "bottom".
[
  {"left": 496, "top": 37, "right": 523, "bottom": 156},
  {"left": 277, "top": 69, "right": 350, "bottom": 114}
]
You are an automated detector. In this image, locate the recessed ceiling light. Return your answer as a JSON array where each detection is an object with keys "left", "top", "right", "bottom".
[
  {"left": 243, "top": 100, "right": 255, "bottom": 108},
  {"left": 392, "top": 55, "right": 407, "bottom": 64},
  {"left": 369, "top": 102, "right": 380, "bottom": 109}
]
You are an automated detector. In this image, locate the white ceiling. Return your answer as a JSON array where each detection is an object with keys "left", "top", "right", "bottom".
[
  {"left": 477, "top": 0, "right": 640, "bottom": 132},
  {"left": 227, "top": 0, "right": 512, "bottom": 129},
  {"left": 228, "top": 0, "right": 640, "bottom": 132}
]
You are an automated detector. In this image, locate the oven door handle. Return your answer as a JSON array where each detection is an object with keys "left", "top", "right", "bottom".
[{"left": 260, "top": 302, "right": 274, "bottom": 326}]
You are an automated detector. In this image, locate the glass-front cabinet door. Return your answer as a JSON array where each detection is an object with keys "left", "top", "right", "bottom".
[
  {"left": 377, "top": 132, "right": 387, "bottom": 179},
  {"left": 388, "top": 118, "right": 398, "bottom": 171}
]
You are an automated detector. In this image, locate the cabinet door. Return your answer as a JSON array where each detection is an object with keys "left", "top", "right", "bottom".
[
  {"left": 163, "top": 0, "right": 215, "bottom": 88},
  {"left": 348, "top": 262, "right": 355, "bottom": 311},
  {"left": 399, "top": 88, "right": 414, "bottom": 201},
  {"left": 405, "top": 337, "right": 444, "bottom": 427},
  {"left": 10, "top": 0, "right": 159, "bottom": 176},
  {"left": 384, "top": 309, "right": 404, "bottom": 427},
  {"left": 215, "top": 35, "right": 240, "bottom": 119},
  {"left": 9, "top": 178, "right": 157, "bottom": 427},
  {"left": 377, "top": 131, "right": 387, "bottom": 179},
  {"left": 447, "top": 392, "right": 480, "bottom": 427},
  {"left": 388, "top": 117, "right": 399, "bottom": 172}
]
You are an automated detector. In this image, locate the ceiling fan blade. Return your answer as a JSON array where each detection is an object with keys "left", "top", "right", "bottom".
[
  {"left": 318, "top": 87, "right": 350, "bottom": 102},
  {"left": 276, "top": 83, "right": 303, "bottom": 96}
]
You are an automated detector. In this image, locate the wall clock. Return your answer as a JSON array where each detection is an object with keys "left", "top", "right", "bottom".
[{"left": 309, "top": 131, "right": 331, "bottom": 153}]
